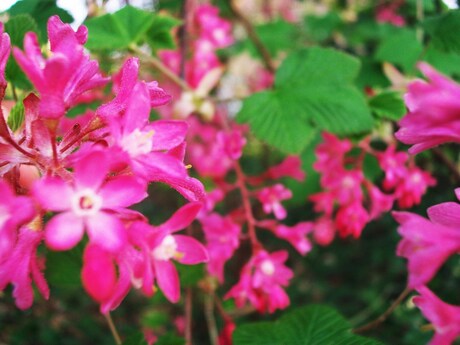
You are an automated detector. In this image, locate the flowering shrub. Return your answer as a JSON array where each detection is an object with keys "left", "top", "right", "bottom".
[{"left": 1, "top": 1, "right": 460, "bottom": 345}]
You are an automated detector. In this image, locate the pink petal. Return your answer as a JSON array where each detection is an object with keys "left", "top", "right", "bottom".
[
  {"left": 100, "top": 176, "right": 147, "bottom": 209},
  {"left": 74, "top": 151, "right": 109, "bottom": 190},
  {"left": 33, "top": 177, "right": 72, "bottom": 211},
  {"left": 427, "top": 202, "right": 460, "bottom": 226},
  {"left": 151, "top": 120, "right": 188, "bottom": 151},
  {"left": 86, "top": 212, "right": 126, "bottom": 252},
  {"left": 45, "top": 212, "right": 84, "bottom": 250},
  {"left": 159, "top": 203, "right": 202, "bottom": 233},
  {"left": 154, "top": 259, "right": 180, "bottom": 303},
  {"left": 174, "top": 235, "right": 208, "bottom": 264}
]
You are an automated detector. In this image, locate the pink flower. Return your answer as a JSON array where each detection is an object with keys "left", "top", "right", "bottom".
[
  {"left": 128, "top": 203, "right": 208, "bottom": 303},
  {"left": 0, "top": 180, "right": 36, "bottom": 261},
  {"left": 413, "top": 286, "right": 460, "bottom": 345},
  {"left": 216, "top": 129, "right": 247, "bottom": 160},
  {"left": 257, "top": 184, "right": 292, "bottom": 220},
  {"left": 396, "top": 63, "right": 460, "bottom": 154},
  {"left": 266, "top": 156, "right": 305, "bottom": 182},
  {"left": 194, "top": 5, "right": 234, "bottom": 49},
  {"left": 13, "top": 16, "right": 108, "bottom": 118},
  {"left": 393, "top": 210, "right": 460, "bottom": 288},
  {"left": 0, "top": 225, "right": 49, "bottom": 310},
  {"left": 225, "top": 250, "right": 293, "bottom": 313},
  {"left": 376, "top": 2, "right": 406, "bottom": 27},
  {"left": 335, "top": 202, "right": 369, "bottom": 238},
  {"left": 377, "top": 145, "right": 408, "bottom": 190},
  {"left": 33, "top": 151, "right": 147, "bottom": 251},
  {"left": 200, "top": 213, "right": 240, "bottom": 282},
  {"left": 274, "top": 222, "right": 313, "bottom": 255},
  {"left": 0, "top": 23, "right": 10, "bottom": 90},
  {"left": 313, "top": 133, "right": 352, "bottom": 172},
  {"left": 313, "top": 217, "right": 335, "bottom": 246},
  {"left": 394, "top": 166, "right": 436, "bottom": 208},
  {"left": 368, "top": 184, "right": 394, "bottom": 220}
]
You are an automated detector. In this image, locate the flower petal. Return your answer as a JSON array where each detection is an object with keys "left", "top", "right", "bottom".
[
  {"left": 86, "top": 212, "right": 126, "bottom": 252},
  {"left": 100, "top": 176, "right": 147, "bottom": 209},
  {"left": 174, "top": 235, "right": 208, "bottom": 264},
  {"left": 33, "top": 176, "right": 72, "bottom": 211},
  {"left": 159, "top": 202, "right": 202, "bottom": 233},
  {"left": 154, "top": 260, "right": 180, "bottom": 303},
  {"left": 74, "top": 151, "right": 109, "bottom": 190},
  {"left": 45, "top": 212, "right": 84, "bottom": 250}
]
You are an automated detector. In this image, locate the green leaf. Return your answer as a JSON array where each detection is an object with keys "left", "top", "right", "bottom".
[
  {"left": 84, "top": 5, "right": 155, "bottom": 51},
  {"left": 423, "top": 44, "right": 460, "bottom": 77},
  {"left": 375, "top": 28, "right": 423, "bottom": 72},
  {"left": 7, "top": 100, "right": 25, "bottom": 132},
  {"left": 146, "top": 14, "right": 182, "bottom": 52},
  {"left": 7, "top": 0, "right": 73, "bottom": 43},
  {"left": 45, "top": 247, "right": 82, "bottom": 288},
  {"left": 233, "top": 305, "right": 383, "bottom": 345},
  {"left": 4, "top": 14, "right": 39, "bottom": 90},
  {"left": 424, "top": 10, "right": 460, "bottom": 54},
  {"left": 369, "top": 91, "right": 406, "bottom": 121},
  {"left": 304, "top": 12, "right": 342, "bottom": 43},
  {"left": 155, "top": 334, "right": 184, "bottom": 345},
  {"left": 122, "top": 332, "right": 148, "bottom": 345},
  {"left": 236, "top": 48, "right": 373, "bottom": 154}
]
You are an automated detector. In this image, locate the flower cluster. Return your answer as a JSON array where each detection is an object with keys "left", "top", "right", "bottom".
[
  {"left": 310, "top": 132, "right": 435, "bottom": 244},
  {"left": 395, "top": 64, "right": 460, "bottom": 344},
  {"left": 0, "top": 17, "right": 207, "bottom": 313}
]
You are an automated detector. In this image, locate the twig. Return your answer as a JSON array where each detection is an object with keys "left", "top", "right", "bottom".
[
  {"left": 104, "top": 313, "right": 122, "bottom": 345},
  {"left": 432, "top": 148, "right": 460, "bottom": 184},
  {"left": 353, "top": 287, "right": 411, "bottom": 333},
  {"left": 204, "top": 293, "right": 219, "bottom": 345},
  {"left": 227, "top": 0, "right": 276, "bottom": 73},
  {"left": 185, "top": 288, "right": 193, "bottom": 345},
  {"left": 130, "top": 45, "right": 192, "bottom": 92}
]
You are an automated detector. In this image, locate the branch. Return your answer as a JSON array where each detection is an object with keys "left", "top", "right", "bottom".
[
  {"left": 431, "top": 147, "right": 460, "bottom": 185},
  {"left": 227, "top": 0, "right": 276, "bottom": 73},
  {"left": 130, "top": 45, "right": 192, "bottom": 92},
  {"left": 353, "top": 287, "right": 411, "bottom": 333}
]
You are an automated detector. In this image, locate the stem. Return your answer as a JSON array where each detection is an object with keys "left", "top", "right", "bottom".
[
  {"left": 59, "top": 121, "right": 106, "bottom": 154},
  {"left": 104, "top": 313, "right": 122, "bottom": 345},
  {"left": 204, "top": 293, "right": 219, "bottom": 345},
  {"left": 416, "top": 0, "right": 424, "bottom": 43},
  {"left": 431, "top": 148, "right": 460, "bottom": 184},
  {"left": 130, "top": 45, "right": 192, "bottom": 92},
  {"left": 227, "top": 0, "right": 276, "bottom": 73},
  {"left": 353, "top": 287, "right": 411, "bottom": 333},
  {"left": 234, "top": 161, "right": 261, "bottom": 252}
]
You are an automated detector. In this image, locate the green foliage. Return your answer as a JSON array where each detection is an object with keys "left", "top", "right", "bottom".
[
  {"left": 424, "top": 10, "right": 460, "bottom": 54},
  {"left": 235, "top": 19, "right": 298, "bottom": 58},
  {"left": 233, "top": 305, "right": 383, "bottom": 345},
  {"left": 304, "top": 12, "right": 342, "bottom": 43},
  {"left": 237, "top": 47, "right": 373, "bottom": 154},
  {"left": 45, "top": 247, "right": 82, "bottom": 288},
  {"left": 146, "top": 14, "right": 181, "bottom": 52},
  {"left": 85, "top": 6, "right": 155, "bottom": 50},
  {"left": 423, "top": 44, "right": 460, "bottom": 76},
  {"left": 123, "top": 332, "right": 148, "bottom": 345},
  {"left": 7, "top": 100, "right": 25, "bottom": 132},
  {"left": 4, "top": 14, "right": 39, "bottom": 89},
  {"left": 176, "top": 263, "right": 205, "bottom": 287},
  {"left": 155, "top": 334, "right": 185, "bottom": 345},
  {"left": 375, "top": 29, "right": 423, "bottom": 72},
  {"left": 6, "top": 0, "right": 73, "bottom": 43},
  {"left": 369, "top": 91, "right": 406, "bottom": 121}
]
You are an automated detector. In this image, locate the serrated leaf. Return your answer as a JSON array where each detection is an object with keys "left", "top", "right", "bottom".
[
  {"left": 7, "top": 0, "right": 73, "bottom": 43},
  {"left": 375, "top": 29, "right": 423, "bottom": 72},
  {"left": 233, "top": 305, "right": 383, "bottom": 345},
  {"left": 4, "top": 14, "right": 39, "bottom": 90},
  {"left": 424, "top": 10, "right": 460, "bottom": 54},
  {"left": 236, "top": 48, "right": 373, "bottom": 154},
  {"left": 146, "top": 14, "right": 182, "bottom": 52},
  {"left": 7, "top": 101, "right": 25, "bottom": 132},
  {"left": 369, "top": 91, "right": 406, "bottom": 120},
  {"left": 84, "top": 5, "right": 154, "bottom": 51}
]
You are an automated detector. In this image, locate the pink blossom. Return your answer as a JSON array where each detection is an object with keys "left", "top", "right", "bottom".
[
  {"left": 218, "top": 319, "right": 236, "bottom": 345},
  {"left": 194, "top": 5, "right": 234, "bottom": 49},
  {"left": 257, "top": 184, "right": 292, "bottom": 220},
  {"left": 368, "top": 184, "right": 394, "bottom": 220},
  {"left": 0, "top": 23, "right": 10, "bottom": 90},
  {"left": 393, "top": 210, "right": 460, "bottom": 288},
  {"left": 225, "top": 250, "right": 293, "bottom": 313},
  {"left": 376, "top": 2, "right": 406, "bottom": 27},
  {"left": 0, "top": 181, "right": 36, "bottom": 260},
  {"left": 313, "top": 217, "right": 335, "bottom": 246},
  {"left": 33, "top": 151, "right": 147, "bottom": 251},
  {"left": 128, "top": 203, "right": 208, "bottom": 303},
  {"left": 313, "top": 133, "right": 352, "bottom": 172},
  {"left": 266, "top": 155, "right": 305, "bottom": 182},
  {"left": 200, "top": 213, "right": 240, "bottom": 281},
  {"left": 413, "top": 286, "right": 460, "bottom": 345},
  {"left": 335, "top": 202, "right": 369, "bottom": 238},
  {"left": 274, "top": 222, "right": 313, "bottom": 255},
  {"left": 396, "top": 63, "right": 460, "bottom": 154},
  {"left": 394, "top": 166, "right": 436, "bottom": 208},
  {"left": 13, "top": 16, "right": 108, "bottom": 118},
  {"left": 216, "top": 129, "right": 247, "bottom": 160},
  {"left": 0, "top": 225, "right": 49, "bottom": 310},
  {"left": 377, "top": 145, "right": 408, "bottom": 190}
]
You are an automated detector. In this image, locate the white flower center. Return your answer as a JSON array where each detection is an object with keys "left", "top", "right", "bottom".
[
  {"left": 260, "top": 259, "right": 276, "bottom": 276},
  {"left": 71, "top": 189, "right": 102, "bottom": 217},
  {"left": 153, "top": 235, "right": 178, "bottom": 261},
  {"left": 121, "top": 129, "right": 154, "bottom": 157}
]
